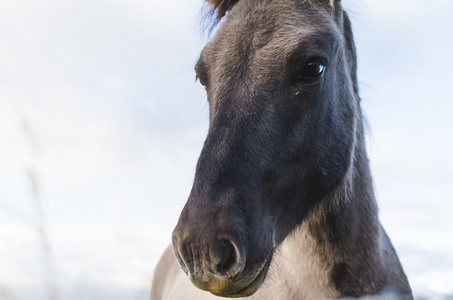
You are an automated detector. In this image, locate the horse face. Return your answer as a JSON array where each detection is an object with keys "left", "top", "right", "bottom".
[{"left": 172, "top": 0, "right": 357, "bottom": 297}]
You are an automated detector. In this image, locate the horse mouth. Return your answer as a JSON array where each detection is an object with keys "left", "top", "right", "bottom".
[{"left": 210, "top": 249, "right": 274, "bottom": 298}]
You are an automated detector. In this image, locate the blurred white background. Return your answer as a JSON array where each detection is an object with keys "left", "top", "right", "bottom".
[{"left": 0, "top": 0, "right": 452, "bottom": 299}]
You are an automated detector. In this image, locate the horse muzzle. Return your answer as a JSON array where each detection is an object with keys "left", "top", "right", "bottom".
[
  {"left": 208, "top": 249, "right": 274, "bottom": 298},
  {"left": 172, "top": 224, "right": 275, "bottom": 298}
]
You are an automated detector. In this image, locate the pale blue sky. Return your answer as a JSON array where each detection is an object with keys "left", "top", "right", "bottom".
[{"left": 0, "top": 0, "right": 452, "bottom": 299}]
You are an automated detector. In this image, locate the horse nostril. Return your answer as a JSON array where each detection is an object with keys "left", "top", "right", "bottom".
[
  {"left": 217, "top": 239, "right": 245, "bottom": 279},
  {"left": 172, "top": 236, "right": 190, "bottom": 275},
  {"left": 175, "top": 248, "right": 189, "bottom": 274}
]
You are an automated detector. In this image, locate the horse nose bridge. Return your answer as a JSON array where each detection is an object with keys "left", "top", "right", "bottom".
[
  {"left": 194, "top": 130, "right": 263, "bottom": 189},
  {"left": 194, "top": 99, "right": 281, "bottom": 189}
]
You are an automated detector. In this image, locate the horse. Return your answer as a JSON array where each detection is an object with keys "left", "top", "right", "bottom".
[{"left": 151, "top": 0, "right": 412, "bottom": 299}]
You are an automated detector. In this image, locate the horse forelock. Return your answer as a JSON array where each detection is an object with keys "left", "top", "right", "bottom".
[
  {"left": 205, "top": 0, "right": 337, "bottom": 22},
  {"left": 205, "top": 0, "right": 240, "bottom": 20}
]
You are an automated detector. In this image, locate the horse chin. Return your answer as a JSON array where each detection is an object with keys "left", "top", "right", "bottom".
[{"left": 210, "top": 250, "right": 274, "bottom": 298}]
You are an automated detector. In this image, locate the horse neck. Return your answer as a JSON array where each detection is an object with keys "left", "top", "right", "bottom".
[
  {"left": 287, "top": 119, "right": 382, "bottom": 267},
  {"left": 273, "top": 123, "right": 412, "bottom": 297}
]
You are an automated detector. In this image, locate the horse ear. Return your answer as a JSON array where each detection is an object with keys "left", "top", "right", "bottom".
[
  {"left": 319, "top": 0, "right": 341, "bottom": 7},
  {"left": 206, "top": 0, "right": 240, "bottom": 20},
  {"left": 327, "top": 0, "right": 341, "bottom": 6}
]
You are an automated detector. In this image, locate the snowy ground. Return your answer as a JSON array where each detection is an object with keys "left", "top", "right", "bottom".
[{"left": 0, "top": 0, "right": 452, "bottom": 299}]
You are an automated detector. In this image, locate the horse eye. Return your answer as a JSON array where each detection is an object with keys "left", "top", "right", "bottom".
[
  {"left": 301, "top": 59, "right": 326, "bottom": 78},
  {"left": 196, "top": 75, "right": 205, "bottom": 86},
  {"left": 196, "top": 75, "right": 208, "bottom": 90}
]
